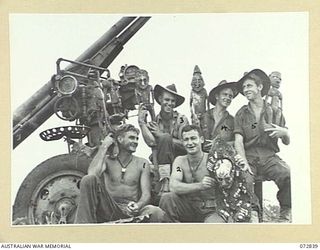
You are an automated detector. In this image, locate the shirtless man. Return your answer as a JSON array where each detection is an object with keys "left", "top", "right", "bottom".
[
  {"left": 159, "top": 125, "right": 223, "bottom": 222},
  {"left": 74, "top": 124, "right": 167, "bottom": 223}
]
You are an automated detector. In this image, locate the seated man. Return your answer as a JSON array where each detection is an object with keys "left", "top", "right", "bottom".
[
  {"left": 202, "top": 80, "right": 260, "bottom": 221},
  {"left": 206, "top": 138, "right": 258, "bottom": 223},
  {"left": 138, "top": 84, "right": 189, "bottom": 164},
  {"left": 234, "top": 69, "right": 291, "bottom": 222},
  {"left": 202, "top": 80, "right": 239, "bottom": 151},
  {"left": 74, "top": 124, "right": 167, "bottom": 223},
  {"left": 159, "top": 125, "right": 222, "bottom": 223},
  {"left": 138, "top": 84, "right": 189, "bottom": 196}
]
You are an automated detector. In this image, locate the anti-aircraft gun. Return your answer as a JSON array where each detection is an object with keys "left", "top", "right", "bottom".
[{"left": 12, "top": 16, "right": 153, "bottom": 225}]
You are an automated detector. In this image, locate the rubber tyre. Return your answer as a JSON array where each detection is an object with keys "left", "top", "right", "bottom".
[{"left": 12, "top": 153, "right": 92, "bottom": 224}]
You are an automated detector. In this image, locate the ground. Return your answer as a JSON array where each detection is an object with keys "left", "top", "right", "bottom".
[{"left": 262, "top": 181, "right": 281, "bottom": 223}]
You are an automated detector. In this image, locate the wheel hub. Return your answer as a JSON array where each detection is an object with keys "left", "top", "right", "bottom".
[{"left": 29, "top": 171, "right": 83, "bottom": 225}]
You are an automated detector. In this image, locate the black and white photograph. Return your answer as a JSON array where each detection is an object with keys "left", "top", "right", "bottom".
[{"left": 11, "top": 13, "right": 309, "bottom": 226}]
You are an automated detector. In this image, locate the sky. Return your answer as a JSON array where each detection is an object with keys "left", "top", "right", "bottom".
[{"left": 10, "top": 13, "right": 309, "bottom": 223}]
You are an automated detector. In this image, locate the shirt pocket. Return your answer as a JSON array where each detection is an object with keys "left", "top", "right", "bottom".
[{"left": 242, "top": 123, "right": 259, "bottom": 140}]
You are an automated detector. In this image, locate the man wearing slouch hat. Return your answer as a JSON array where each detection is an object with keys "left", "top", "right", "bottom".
[
  {"left": 138, "top": 84, "right": 189, "bottom": 197},
  {"left": 234, "top": 69, "right": 291, "bottom": 222}
]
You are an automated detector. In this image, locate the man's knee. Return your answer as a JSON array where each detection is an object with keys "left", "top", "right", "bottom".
[
  {"left": 274, "top": 167, "right": 290, "bottom": 186},
  {"left": 159, "top": 192, "right": 179, "bottom": 208},
  {"left": 80, "top": 175, "right": 99, "bottom": 189}
]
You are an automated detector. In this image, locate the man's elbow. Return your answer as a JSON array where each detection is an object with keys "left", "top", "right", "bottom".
[
  {"left": 146, "top": 139, "right": 157, "bottom": 147},
  {"left": 169, "top": 179, "right": 175, "bottom": 192},
  {"left": 169, "top": 180, "right": 180, "bottom": 194},
  {"left": 282, "top": 136, "right": 290, "bottom": 145},
  {"left": 87, "top": 167, "right": 101, "bottom": 177}
]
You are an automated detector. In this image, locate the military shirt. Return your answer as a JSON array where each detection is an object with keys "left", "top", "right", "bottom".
[
  {"left": 202, "top": 109, "right": 234, "bottom": 142},
  {"left": 155, "top": 111, "right": 189, "bottom": 139},
  {"left": 234, "top": 103, "right": 286, "bottom": 156}
]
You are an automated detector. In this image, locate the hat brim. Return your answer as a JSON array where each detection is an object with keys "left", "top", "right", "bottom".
[
  {"left": 237, "top": 69, "right": 270, "bottom": 97},
  {"left": 208, "top": 82, "right": 239, "bottom": 105},
  {"left": 154, "top": 85, "right": 185, "bottom": 107}
]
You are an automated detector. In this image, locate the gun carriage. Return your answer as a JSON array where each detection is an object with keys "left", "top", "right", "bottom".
[{"left": 12, "top": 17, "right": 154, "bottom": 225}]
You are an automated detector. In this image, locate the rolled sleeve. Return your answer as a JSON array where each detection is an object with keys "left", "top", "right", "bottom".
[{"left": 177, "top": 114, "right": 189, "bottom": 139}]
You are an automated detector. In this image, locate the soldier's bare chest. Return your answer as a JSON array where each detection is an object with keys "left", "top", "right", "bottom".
[{"left": 105, "top": 158, "right": 140, "bottom": 186}]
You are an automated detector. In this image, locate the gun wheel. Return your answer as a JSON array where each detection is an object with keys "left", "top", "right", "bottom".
[{"left": 13, "top": 154, "right": 91, "bottom": 225}]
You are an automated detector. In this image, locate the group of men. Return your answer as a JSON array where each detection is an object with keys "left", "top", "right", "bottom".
[{"left": 74, "top": 68, "right": 291, "bottom": 224}]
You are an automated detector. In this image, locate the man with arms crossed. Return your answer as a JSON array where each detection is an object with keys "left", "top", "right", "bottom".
[
  {"left": 75, "top": 124, "right": 167, "bottom": 223},
  {"left": 234, "top": 69, "right": 291, "bottom": 222}
]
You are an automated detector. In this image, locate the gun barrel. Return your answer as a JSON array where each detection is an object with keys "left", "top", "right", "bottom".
[
  {"left": 118, "top": 17, "right": 151, "bottom": 45},
  {"left": 13, "top": 81, "right": 53, "bottom": 128},
  {"left": 68, "top": 16, "right": 136, "bottom": 70},
  {"left": 13, "top": 96, "right": 58, "bottom": 149}
]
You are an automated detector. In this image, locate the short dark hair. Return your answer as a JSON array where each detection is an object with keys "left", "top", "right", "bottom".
[
  {"left": 115, "top": 124, "right": 140, "bottom": 139},
  {"left": 181, "top": 124, "right": 203, "bottom": 137}
]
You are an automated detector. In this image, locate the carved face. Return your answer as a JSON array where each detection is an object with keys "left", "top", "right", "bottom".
[
  {"left": 269, "top": 72, "right": 281, "bottom": 89},
  {"left": 191, "top": 74, "right": 205, "bottom": 92},
  {"left": 135, "top": 70, "right": 149, "bottom": 89},
  {"left": 215, "top": 159, "right": 234, "bottom": 189}
]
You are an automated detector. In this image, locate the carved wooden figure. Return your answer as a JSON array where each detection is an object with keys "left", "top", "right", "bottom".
[
  {"left": 265, "top": 71, "right": 283, "bottom": 125},
  {"left": 135, "top": 69, "right": 155, "bottom": 121},
  {"left": 190, "top": 65, "right": 209, "bottom": 127}
]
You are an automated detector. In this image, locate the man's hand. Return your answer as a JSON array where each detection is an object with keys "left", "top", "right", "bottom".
[
  {"left": 203, "top": 140, "right": 213, "bottom": 152},
  {"left": 264, "top": 123, "right": 289, "bottom": 139},
  {"left": 126, "top": 201, "right": 140, "bottom": 216},
  {"left": 101, "top": 133, "right": 114, "bottom": 149},
  {"left": 234, "top": 154, "right": 253, "bottom": 175},
  {"left": 138, "top": 105, "right": 148, "bottom": 125},
  {"left": 200, "top": 176, "right": 216, "bottom": 190},
  {"left": 147, "top": 121, "right": 165, "bottom": 138},
  {"left": 87, "top": 68, "right": 100, "bottom": 80}
]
